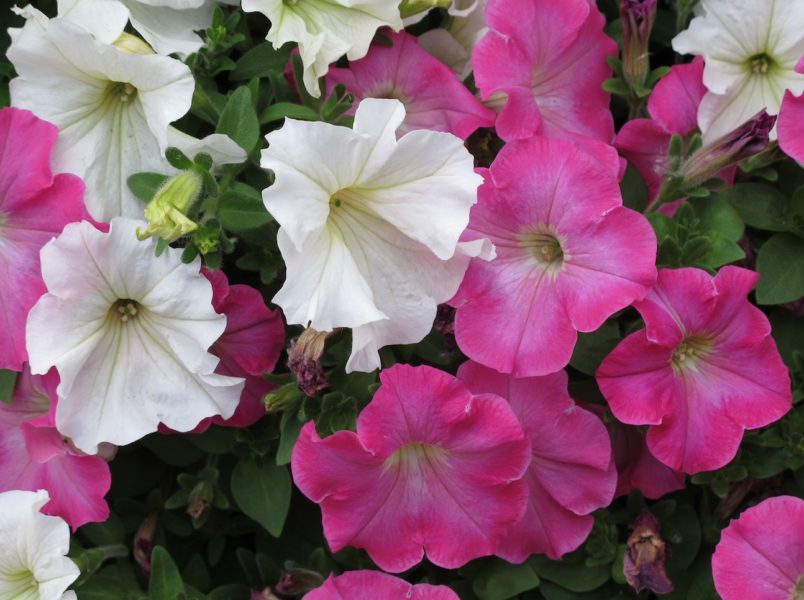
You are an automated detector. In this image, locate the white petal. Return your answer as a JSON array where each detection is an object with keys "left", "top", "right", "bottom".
[
  {"left": 57, "top": 0, "right": 129, "bottom": 43},
  {"left": 123, "top": 0, "right": 215, "bottom": 56},
  {"left": 167, "top": 127, "right": 248, "bottom": 168}
]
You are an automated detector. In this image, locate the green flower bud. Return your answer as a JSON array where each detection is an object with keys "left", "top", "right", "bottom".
[{"left": 136, "top": 171, "right": 202, "bottom": 242}]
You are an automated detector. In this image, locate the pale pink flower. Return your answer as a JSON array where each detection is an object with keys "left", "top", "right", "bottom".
[
  {"left": 303, "top": 570, "right": 458, "bottom": 600},
  {"left": 713, "top": 496, "right": 804, "bottom": 600},
  {"left": 457, "top": 361, "right": 616, "bottom": 562},
  {"left": 452, "top": 137, "right": 656, "bottom": 377},
  {"left": 0, "top": 107, "right": 87, "bottom": 371},
  {"left": 597, "top": 267, "right": 792, "bottom": 474},
  {"left": 472, "top": 0, "right": 616, "bottom": 142},
  {"left": 291, "top": 363, "right": 530, "bottom": 573},
  {"left": 326, "top": 30, "right": 494, "bottom": 139}
]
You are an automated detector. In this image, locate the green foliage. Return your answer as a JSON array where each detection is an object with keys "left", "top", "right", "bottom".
[
  {"left": 230, "top": 459, "right": 291, "bottom": 537},
  {"left": 0, "top": 369, "right": 17, "bottom": 403}
]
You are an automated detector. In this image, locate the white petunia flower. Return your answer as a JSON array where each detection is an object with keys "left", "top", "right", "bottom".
[
  {"left": 261, "top": 98, "right": 490, "bottom": 372},
  {"left": 241, "top": 0, "right": 403, "bottom": 97},
  {"left": 672, "top": 0, "right": 804, "bottom": 142},
  {"left": 0, "top": 490, "right": 79, "bottom": 600},
  {"left": 26, "top": 218, "right": 244, "bottom": 454},
  {"left": 418, "top": 0, "right": 488, "bottom": 79},
  {"left": 8, "top": 7, "right": 245, "bottom": 222}
]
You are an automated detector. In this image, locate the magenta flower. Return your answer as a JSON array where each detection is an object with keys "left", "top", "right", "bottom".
[
  {"left": 0, "top": 366, "right": 111, "bottom": 529},
  {"left": 326, "top": 30, "right": 495, "bottom": 139},
  {"left": 713, "top": 496, "right": 804, "bottom": 600},
  {"left": 597, "top": 267, "right": 792, "bottom": 474},
  {"left": 472, "top": 0, "right": 616, "bottom": 142},
  {"left": 303, "top": 571, "right": 458, "bottom": 600},
  {"left": 457, "top": 361, "right": 616, "bottom": 562},
  {"left": 291, "top": 363, "right": 530, "bottom": 573},
  {"left": 0, "top": 107, "right": 87, "bottom": 371},
  {"left": 452, "top": 137, "right": 656, "bottom": 377},
  {"left": 779, "top": 59, "right": 804, "bottom": 163}
]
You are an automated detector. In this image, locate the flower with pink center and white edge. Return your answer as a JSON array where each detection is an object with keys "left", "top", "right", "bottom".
[
  {"left": 457, "top": 361, "right": 616, "bottom": 562},
  {"left": 326, "top": 30, "right": 494, "bottom": 140},
  {"left": 303, "top": 570, "right": 458, "bottom": 600},
  {"left": 472, "top": 0, "right": 617, "bottom": 142},
  {"left": 451, "top": 136, "right": 657, "bottom": 377},
  {"left": 0, "top": 366, "right": 111, "bottom": 530},
  {"left": 597, "top": 267, "right": 792, "bottom": 474},
  {"left": 25, "top": 218, "right": 244, "bottom": 454},
  {"left": 713, "top": 496, "right": 804, "bottom": 600},
  {"left": 0, "top": 107, "right": 88, "bottom": 372},
  {"left": 291, "top": 363, "right": 530, "bottom": 573}
]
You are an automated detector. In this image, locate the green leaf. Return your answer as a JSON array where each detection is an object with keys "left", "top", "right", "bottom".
[
  {"left": 277, "top": 411, "right": 304, "bottom": 466},
  {"left": 259, "top": 102, "right": 321, "bottom": 124},
  {"left": 148, "top": 546, "right": 185, "bottom": 600},
  {"left": 620, "top": 164, "right": 648, "bottom": 212},
  {"left": 570, "top": 320, "right": 621, "bottom": 376},
  {"left": 230, "top": 42, "right": 293, "bottom": 80},
  {"left": 230, "top": 459, "right": 291, "bottom": 537},
  {"left": 216, "top": 87, "right": 260, "bottom": 153},
  {"left": 529, "top": 552, "right": 610, "bottom": 593},
  {"left": 218, "top": 183, "right": 273, "bottom": 232},
  {"left": 472, "top": 560, "right": 540, "bottom": 600},
  {"left": 128, "top": 173, "right": 169, "bottom": 203},
  {"left": 719, "top": 183, "right": 793, "bottom": 232},
  {"left": 770, "top": 309, "right": 804, "bottom": 368},
  {"left": 756, "top": 233, "right": 804, "bottom": 304},
  {"left": 0, "top": 369, "right": 17, "bottom": 403}
]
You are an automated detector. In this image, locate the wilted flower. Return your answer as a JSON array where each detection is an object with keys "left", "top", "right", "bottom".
[{"left": 623, "top": 511, "right": 673, "bottom": 594}]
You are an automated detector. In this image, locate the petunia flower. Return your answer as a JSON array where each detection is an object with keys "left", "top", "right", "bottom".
[
  {"left": 241, "top": 0, "right": 403, "bottom": 98},
  {"left": 0, "top": 107, "right": 88, "bottom": 371},
  {"left": 457, "top": 361, "right": 617, "bottom": 562},
  {"left": 472, "top": 0, "right": 617, "bottom": 142},
  {"left": 452, "top": 136, "right": 657, "bottom": 377},
  {"left": 778, "top": 59, "right": 804, "bottom": 163},
  {"left": 25, "top": 218, "right": 244, "bottom": 454},
  {"left": 0, "top": 366, "right": 111, "bottom": 529},
  {"left": 672, "top": 0, "right": 804, "bottom": 142},
  {"left": 303, "top": 570, "right": 459, "bottom": 600},
  {"left": 8, "top": 7, "right": 244, "bottom": 222},
  {"left": 262, "top": 98, "right": 489, "bottom": 373},
  {"left": 597, "top": 267, "right": 792, "bottom": 474},
  {"left": 418, "top": 0, "right": 488, "bottom": 80},
  {"left": 713, "top": 495, "right": 804, "bottom": 600},
  {"left": 0, "top": 489, "right": 79, "bottom": 599},
  {"left": 326, "top": 30, "right": 495, "bottom": 139},
  {"left": 291, "top": 363, "right": 530, "bottom": 573}
]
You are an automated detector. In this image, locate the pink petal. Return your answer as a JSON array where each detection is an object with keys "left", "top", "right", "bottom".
[
  {"left": 615, "top": 119, "right": 673, "bottom": 201},
  {"left": 647, "top": 57, "right": 706, "bottom": 135},
  {"left": 778, "top": 90, "right": 804, "bottom": 163},
  {"left": 304, "top": 571, "right": 458, "bottom": 600}
]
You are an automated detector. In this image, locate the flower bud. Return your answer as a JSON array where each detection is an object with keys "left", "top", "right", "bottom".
[
  {"left": 399, "top": 0, "right": 452, "bottom": 19},
  {"left": 263, "top": 382, "right": 304, "bottom": 414},
  {"left": 275, "top": 568, "right": 325, "bottom": 595},
  {"left": 680, "top": 110, "right": 776, "bottom": 189},
  {"left": 112, "top": 33, "right": 155, "bottom": 56},
  {"left": 623, "top": 511, "right": 673, "bottom": 594},
  {"left": 287, "top": 328, "right": 330, "bottom": 397},
  {"left": 136, "top": 171, "right": 202, "bottom": 242},
  {"left": 620, "top": 0, "right": 657, "bottom": 87}
]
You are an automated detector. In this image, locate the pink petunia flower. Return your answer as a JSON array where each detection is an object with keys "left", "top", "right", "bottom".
[
  {"left": 326, "top": 30, "right": 495, "bottom": 139},
  {"left": 0, "top": 107, "right": 87, "bottom": 371},
  {"left": 597, "top": 267, "right": 792, "bottom": 474},
  {"left": 713, "top": 496, "right": 804, "bottom": 600},
  {"left": 778, "top": 59, "right": 804, "bottom": 164},
  {"left": 303, "top": 570, "right": 458, "bottom": 600},
  {"left": 472, "top": 0, "right": 616, "bottom": 143},
  {"left": 457, "top": 361, "right": 616, "bottom": 562},
  {"left": 291, "top": 363, "right": 530, "bottom": 573},
  {"left": 452, "top": 136, "right": 657, "bottom": 377},
  {"left": 0, "top": 366, "right": 111, "bottom": 529}
]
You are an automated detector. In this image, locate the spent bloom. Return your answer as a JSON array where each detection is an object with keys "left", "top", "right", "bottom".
[
  {"left": 262, "top": 98, "right": 489, "bottom": 372},
  {"left": 242, "top": 0, "right": 403, "bottom": 97},
  {"left": 26, "top": 218, "right": 244, "bottom": 454},
  {"left": 597, "top": 267, "right": 792, "bottom": 473},
  {"left": 291, "top": 364, "right": 530, "bottom": 573},
  {"left": 0, "top": 489, "right": 79, "bottom": 599},
  {"left": 672, "top": 0, "right": 804, "bottom": 142},
  {"left": 472, "top": 0, "right": 617, "bottom": 142},
  {"left": 458, "top": 362, "right": 616, "bottom": 562},
  {"left": 303, "top": 571, "right": 459, "bottom": 600},
  {"left": 452, "top": 137, "right": 656, "bottom": 377},
  {"left": 0, "top": 107, "right": 88, "bottom": 371},
  {"left": 713, "top": 496, "right": 804, "bottom": 600}
]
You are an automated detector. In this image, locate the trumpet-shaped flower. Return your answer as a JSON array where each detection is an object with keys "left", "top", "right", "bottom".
[
  {"left": 672, "top": 0, "right": 804, "bottom": 142},
  {"left": 326, "top": 30, "right": 495, "bottom": 139},
  {"left": 452, "top": 137, "right": 656, "bottom": 377},
  {"left": 262, "top": 98, "right": 488, "bottom": 372},
  {"left": 457, "top": 361, "right": 616, "bottom": 561},
  {"left": 472, "top": 0, "right": 617, "bottom": 142},
  {"left": 304, "top": 571, "right": 458, "bottom": 600},
  {"left": 597, "top": 267, "right": 792, "bottom": 473},
  {"left": 0, "top": 489, "right": 79, "bottom": 600},
  {"left": 0, "top": 367, "right": 111, "bottom": 529},
  {"left": 26, "top": 218, "right": 244, "bottom": 454},
  {"left": 242, "top": 0, "right": 403, "bottom": 97},
  {"left": 713, "top": 496, "right": 804, "bottom": 600},
  {"left": 0, "top": 107, "right": 88, "bottom": 371},
  {"left": 291, "top": 364, "right": 530, "bottom": 573}
]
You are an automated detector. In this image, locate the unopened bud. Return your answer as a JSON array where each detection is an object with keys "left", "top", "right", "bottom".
[
  {"left": 113, "top": 33, "right": 155, "bottom": 55},
  {"left": 186, "top": 480, "right": 214, "bottom": 520},
  {"left": 624, "top": 511, "right": 673, "bottom": 594},
  {"left": 620, "top": 0, "right": 657, "bottom": 87},
  {"left": 399, "top": 0, "right": 452, "bottom": 19},
  {"left": 136, "top": 171, "right": 202, "bottom": 242},
  {"left": 275, "top": 568, "right": 325, "bottom": 595},
  {"left": 133, "top": 512, "right": 158, "bottom": 574},
  {"left": 287, "top": 328, "right": 330, "bottom": 397},
  {"left": 263, "top": 382, "right": 303, "bottom": 414}
]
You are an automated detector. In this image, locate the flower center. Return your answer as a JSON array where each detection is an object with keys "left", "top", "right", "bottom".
[
  {"left": 386, "top": 442, "right": 446, "bottom": 471},
  {"left": 112, "top": 299, "right": 141, "bottom": 323},
  {"left": 110, "top": 82, "right": 137, "bottom": 103},
  {"left": 794, "top": 577, "right": 804, "bottom": 600},
  {"left": 0, "top": 568, "right": 37, "bottom": 598},
  {"left": 519, "top": 228, "right": 566, "bottom": 275},
  {"left": 748, "top": 53, "right": 774, "bottom": 75},
  {"left": 283, "top": 0, "right": 298, "bottom": 5},
  {"left": 671, "top": 334, "right": 713, "bottom": 373}
]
